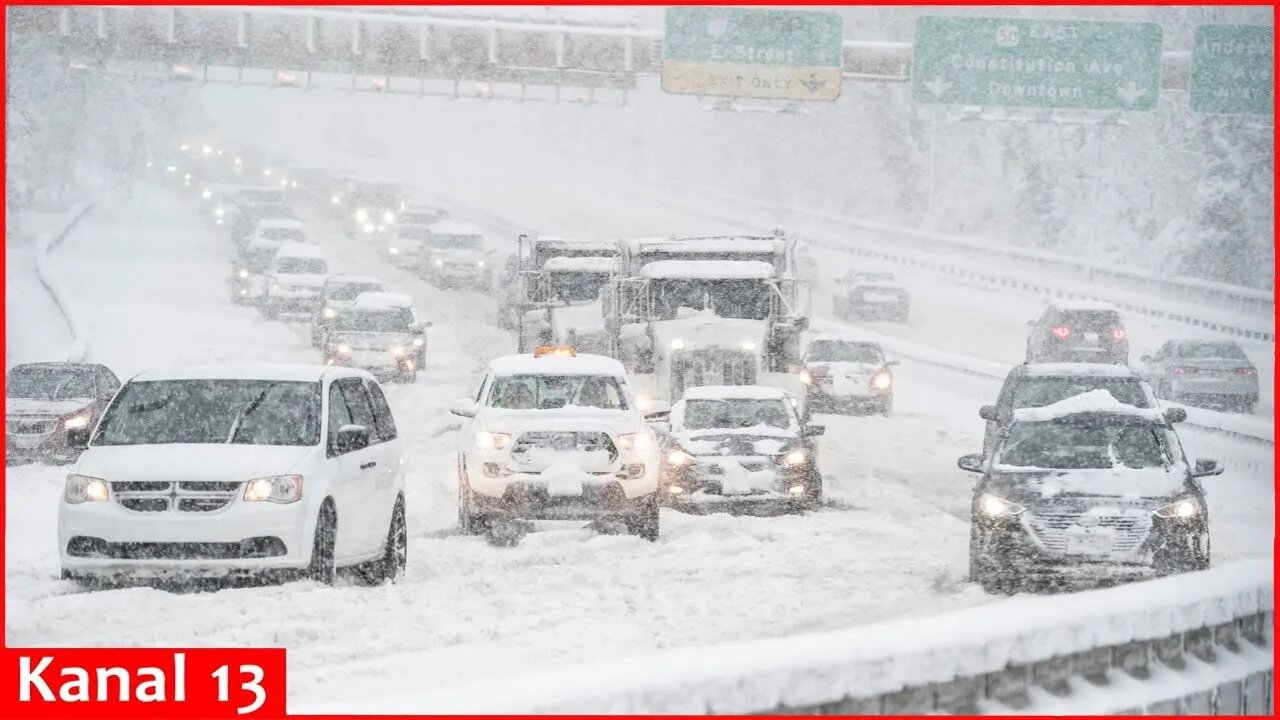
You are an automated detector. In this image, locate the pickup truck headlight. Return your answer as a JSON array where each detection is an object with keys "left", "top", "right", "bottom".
[
  {"left": 1154, "top": 497, "right": 1202, "bottom": 519},
  {"left": 977, "top": 492, "right": 1024, "bottom": 517},
  {"left": 474, "top": 431, "right": 511, "bottom": 451},
  {"left": 244, "top": 474, "right": 303, "bottom": 503},
  {"left": 617, "top": 432, "right": 654, "bottom": 452},
  {"left": 65, "top": 474, "right": 108, "bottom": 504}
]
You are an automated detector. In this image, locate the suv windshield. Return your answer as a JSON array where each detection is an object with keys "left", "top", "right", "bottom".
[
  {"left": 681, "top": 398, "right": 792, "bottom": 431},
  {"left": 1060, "top": 310, "right": 1121, "bottom": 331},
  {"left": 94, "top": 380, "right": 320, "bottom": 446},
  {"left": 807, "top": 341, "right": 882, "bottom": 363},
  {"left": 1012, "top": 377, "right": 1149, "bottom": 410},
  {"left": 1178, "top": 342, "right": 1247, "bottom": 360},
  {"left": 488, "top": 375, "right": 627, "bottom": 410},
  {"left": 327, "top": 282, "right": 383, "bottom": 301},
  {"left": 334, "top": 308, "right": 413, "bottom": 332},
  {"left": 275, "top": 257, "right": 327, "bottom": 274},
  {"left": 6, "top": 366, "right": 95, "bottom": 400},
  {"left": 261, "top": 228, "right": 304, "bottom": 242},
  {"left": 428, "top": 234, "right": 482, "bottom": 250},
  {"left": 998, "top": 417, "right": 1169, "bottom": 470}
]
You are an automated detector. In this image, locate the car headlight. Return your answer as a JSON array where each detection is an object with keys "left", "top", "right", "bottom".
[
  {"left": 64, "top": 415, "right": 90, "bottom": 430},
  {"left": 330, "top": 195, "right": 341, "bottom": 205},
  {"left": 215, "top": 207, "right": 225, "bottom": 216},
  {"left": 412, "top": 337, "right": 425, "bottom": 347},
  {"left": 201, "top": 189, "right": 212, "bottom": 199},
  {"left": 434, "top": 258, "right": 444, "bottom": 267},
  {"left": 336, "top": 343, "right": 352, "bottom": 354},
  {"left": 666, "top": 448, "right": 692, "bottom": 466},
  {"left": 291, "top": 181, "right": 298, "bottom": 188},
  {"left": 670, "top": 338, "right": 685, "bottom": 351},
  {"left": 390, "top": 346, "right": 406, "bottom": 357},
  {"left": 382, "top": 211, "right": 395, "bottom": 224},
  {"left": 477, "top": 260, "right": 486, "bottom": 268},
  {"left": 238, "top": 269, "right": 249, "bottom": 279},
  {"left": 618, "top": 432, "right": 654, "bottom": 453},
  {"left": 1154, "top": 497, "right": 1202, "bottom": 519},
  {"left": 355, "top": 208, "right": 369, "bottom": 222},
  {"left": 474, "top": 430, "right": 511, "bottom": 451},
  {"left": 279, "top": 178, "right": 288, "bottom": 187},
  {"left": 243, "top": 474, "right": 303, "bottom": 503},
  {"left": 165, "top": 165, "right": 177, "bottom": 173},
  {"left": 871, "top": 372, "right": 893, "bottom": 390},
  {"left": 389, "top": 247, "right": 399, "bottom": 255},
  {"left": 800, "top": 369, "right": 812, "bottom": 385},
  {"left": 977, "top": 493, "right": 1025, "bottom": 517},
  {"left": 363, "top": 223, "right": 375, "bottom": 234},
  {"left": 740, "top": 340, "right": 756, "bottom": 351},
  {"left": 65, "top": 474, "right": 108, "bottom": 504},
  {"left": 784, "top": 449, "right": 807, "bottom": 466},
  {"left": 322, "top": 307, "right": 336, "bottom": 319}
]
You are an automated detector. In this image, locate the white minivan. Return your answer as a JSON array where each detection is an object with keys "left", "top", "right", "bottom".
[{"left": 58, "top": 364, "right": 406, "bottom": 586}]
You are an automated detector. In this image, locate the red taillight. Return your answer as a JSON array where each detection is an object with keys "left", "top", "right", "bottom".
[
  {"left": 1051, "top": 325, "right": 1071, "bottom": 339},
  {"left": 1237, "top": 368, "right": 1256, "bottom": 376},
  {"left": 1111, "top": 327, "right": 1127, "bottom": 341},
  {"left": 1174, "top": 367, "right": 1199, "bottom": 375}
]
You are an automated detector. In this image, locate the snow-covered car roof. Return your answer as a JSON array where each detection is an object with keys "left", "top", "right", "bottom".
[
  {"left": 489, "top": 352, "right": 626, "bottom": 378},
  {"left": 640, "top": 260, "right": 775, "bottom": 280},
  {"left": 625, "top": 237, "right": 787, "bottom": 255},
  {"left": 274, "top": 241, "right": 326, "bottom": 259},
  {"left": 679, "top": 385, "right": 789, "bottom": 401},
  {"left": 132, "top": 364, "right": 372, "bottom": 384},
  {"left": 428, "top": 220, "right": 484, "bottom": 236},
  {"left": 1053, "top": 299, "right": 1120, "bottom": 313},
  {"left": 532, "top": 236, "right": 615, "bottom": 252},
  {"left": 1022, "top": 363, "right": 1141, "bottom": 378},
  {"left": 1011, "top": 389, "right": 1166, "bottom": 423},
  {"left": 354, "top": 292, "right": 414, "bottom": 309},
  {"left": 326, "top": 275, "right": 382, "bottom": 286},
  {"left": 542, "top": 256, "right": 614, "bottom": 274},
  {"left": 255, "top": 218, "right": 304, "bottom": 230}
]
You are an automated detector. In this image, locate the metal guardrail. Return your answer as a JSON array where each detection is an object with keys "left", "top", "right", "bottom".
[{"left": 33, "top": 204, "right": 94, "bottom": 363}]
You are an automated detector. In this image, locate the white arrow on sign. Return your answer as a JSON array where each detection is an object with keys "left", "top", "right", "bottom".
[
  {"left": 1117, "top": 80, "right": 1147, "bottom": 105},
  {"left": 924, "top": 75, "right": 953, "bottom": 97}
]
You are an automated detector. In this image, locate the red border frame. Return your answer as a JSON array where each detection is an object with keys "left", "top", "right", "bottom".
[{"left": 1, "top": 1, "right": 1275, "bottom": 718}]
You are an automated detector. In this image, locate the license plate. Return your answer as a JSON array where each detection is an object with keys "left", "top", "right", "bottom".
[
  {"left": 1064, "top": 527, "right": 1113, "bottom": 556},
  {"left": 1083, "top": 332, "right": 1100, "bottom": 344}
]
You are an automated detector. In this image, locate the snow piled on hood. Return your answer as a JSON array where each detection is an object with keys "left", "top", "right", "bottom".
[{"left": 1011, "top": 389, "right": 1166, "bottom": 423}]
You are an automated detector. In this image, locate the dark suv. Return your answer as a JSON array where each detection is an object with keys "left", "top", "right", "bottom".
[
  {"left": 960, "top": 395, "right": 1219, "bottom": 593},
  {"left": 978, "top": 363, "right": 1179, "bottom": 458},
  {"left": 6, "top": 363, "right": 121, "bottom": 465},
  {"left": 1026, "top": 302, "right": 1128, "bottom": 364}
]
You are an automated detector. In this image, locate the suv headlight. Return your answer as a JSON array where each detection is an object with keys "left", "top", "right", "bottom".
[
  {"left": 617, "top": 432, "right": 654, "bottom": 453},
  {"left": 322, "top": 306, "right": 336, "bottom": 319},
  {"left": 244, "top": 474, "right": 303, "bottom": 503},
  {"left": 1154, "top": 496, "right": 1202, "bottom": 519},
  {"left": 977, "top": 492, "right": 1024, "bottom": 517},
  {"left": 474, "top": 430, "right": 511, "bottom": 451},
  {"left": 65, "top": 474, "right": 108, "bottom": 504},
  {"left": 783, "top": 448, "right": 808, "bottom": 466},
  {"left": 871, "top": 372, "right": 893, "bottom": 390},
  {"left": 64, "top": 415, "right": 90, "bottom": 430}
]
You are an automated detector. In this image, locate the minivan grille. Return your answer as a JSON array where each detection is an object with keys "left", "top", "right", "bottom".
[
  {"left": 112, "top": 480, "right": 241, "bottom": 513},
  {"left": 6, "top": 418, "right": 56, "bottom": 434}
]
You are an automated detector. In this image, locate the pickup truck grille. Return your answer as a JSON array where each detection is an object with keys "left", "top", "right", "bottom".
[{"left": 512, "top": 431, "right": 617, "bottom": 464}]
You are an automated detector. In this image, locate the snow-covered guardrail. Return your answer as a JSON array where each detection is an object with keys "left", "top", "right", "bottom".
[
  {"left": 33, "top": 204, "right": 93, "bottom": 363},
  {"left": 314, "top": 559, "right": 1271, "bottom": 714},
  {"left": 652, "top": 183, "right": 1274, "bottom": 343}
]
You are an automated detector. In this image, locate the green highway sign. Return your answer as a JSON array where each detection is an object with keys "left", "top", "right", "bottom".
[
  {"left": 662, "top": 7, "right": 844, "bottom": 102},
  {"left": 1191, "top": 25, "right": 1273, "bottom": 115},
  {"left": 911, "top": 15, "right": 1163, "bottom": 111}
]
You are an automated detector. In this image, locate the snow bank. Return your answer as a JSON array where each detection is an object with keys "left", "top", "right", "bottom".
[
  {"left": 33, "top": 204, "right": 94, "bottom": 363},
  {"left": 319, "top": 559, "right": 1271, "bottom": 714}
]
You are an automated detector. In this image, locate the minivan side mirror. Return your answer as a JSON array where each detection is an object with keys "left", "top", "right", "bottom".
[
  {"left": 1165, "top": 407, "right": 1187, "bottom": 424},
  {"left": 450, "top": 401, "right": 477, "bottom": 418},
  {"left": 1193, "top": 458, "right": 1224, "bottom": 478},
  {"left": 66, "top": 426, "right": 92, "bottom": 450},
  {"left": 802, "top": 424, "right": 826, "bottom": 438},
  {"left": 978, "top": 405, "right": 998, "bottom": 421},
  {"left": 335, "top": 424, "right": 369, "bottom": 454},
  {"left": 957, "top": 453, "right": 985, "bottom": 474}
]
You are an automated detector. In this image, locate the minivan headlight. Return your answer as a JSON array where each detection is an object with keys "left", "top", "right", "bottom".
[
  {"left": 1154, "top": 497, "right": 1202, "bottom": 519},
  {"left": 244, "top": 474, "right": 303, "bottom": 503},
  {"left": 977, "top": 492, "right": 1024, "bottom": 517},
  {"left": 65, "top": 474, "right": 108, "bottom": 504},
  {"left": 618, "top": 432, "right": 654, "bottom": 452}
]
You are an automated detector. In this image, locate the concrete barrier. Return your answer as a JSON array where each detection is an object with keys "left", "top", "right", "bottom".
[{"left": 32, "top": 204, "right": 93, "bottom": 363}]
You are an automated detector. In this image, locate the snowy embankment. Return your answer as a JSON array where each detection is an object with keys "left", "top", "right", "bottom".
[
  {"left": 5, "top": 205, "right": 93, "bottom": 366},
  {"left": 306, "top": 558, "right": 1273, "bottom": 714},
  {"left": 34, "top": 204, "right": 95, "bottom": 362}
]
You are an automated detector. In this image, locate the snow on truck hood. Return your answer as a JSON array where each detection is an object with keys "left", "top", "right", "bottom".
[
  {"left": 478, "top": 406, "right": 641, "bottom": 436},
  {"left": 651, "top": 313, "right": 768, "bottom": 352},
  {"left": 76, "top": 443, "right": 320, "bottom": 484},
  {"left": 6, "top": 397, "right": 94, "bottom": 417}
]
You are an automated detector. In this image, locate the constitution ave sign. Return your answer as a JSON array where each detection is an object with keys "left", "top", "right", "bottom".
[
  {"left": 662, "top": 7, "right": 844, "bottom": 102},
  {"left": 1191, "top": 25, "right": 1273, "bottom": 115},
  {"left": 911, "top": 16, "right": 1163, "bottom": 111}
]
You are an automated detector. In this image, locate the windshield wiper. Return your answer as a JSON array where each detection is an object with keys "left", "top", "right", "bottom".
[{"left": 227, "top": 385, "right": 277, "bottom": 444}]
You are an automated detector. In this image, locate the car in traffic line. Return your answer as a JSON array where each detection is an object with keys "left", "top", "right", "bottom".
[
  {"left": 419, "top": 220, "right": 493, "bottom": 291},
  {"left": 323, "top": 293, "right": 429, "bottom": 383},
  {"left": 1140, "top": 339, "right": 1260, "bottom": 413},
  {"left": 960, "top": 389, "right": 1218, "bottom": 594},
  {"left": 57, "top": 364, "right": 406, "bottom": 587},
  {"left": 799, "top": 335, "right": 896, "bottom": 416},
  {"left": 833, "top": 267, "right": 910, "bottom": 322},
  {"left": 311, "top": 275, "right": 388, "bottom": 348},
  {"left": 451, "top": 346, "right": 665, "bottom": 545},
  {"left": 1026, "top": 300, "right": 1128, "bottom": 364},
  {"left": 659, "top": 385, "right": 824, "bottom": 511},
  {"left": 6, "top": 363, "right": 121, "bottom": 465},
  {"left": 260, "top": 242, "right": 330, "bottom": 320},
  {"left": 978, "top": 363, "right": 1174, "bottom": 459}
]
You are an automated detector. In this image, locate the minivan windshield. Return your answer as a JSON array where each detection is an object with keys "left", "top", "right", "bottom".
[
  {"left": 488, "top": 375, "right": 627, "bottom": 410},
  {"left": 326, "top": 282, "right": 383, "bottom": 301},
  {"left": 998, "top": 417, "right": 1169, "bottom": 470},
  {"left": 94, "top": 380, "right": 321, "bottom": 446},
  {"left": 6, "top": 366, "right": 95, "bottom": 400},
  {"left": 261, "top": 228, "right": 304, "bottom": 242},
  {"left": 333, "top": 308, "right": 414, "bottom": 333},
  {"left": 275, "top": 257, "right": 327, "bottom": 274}
]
